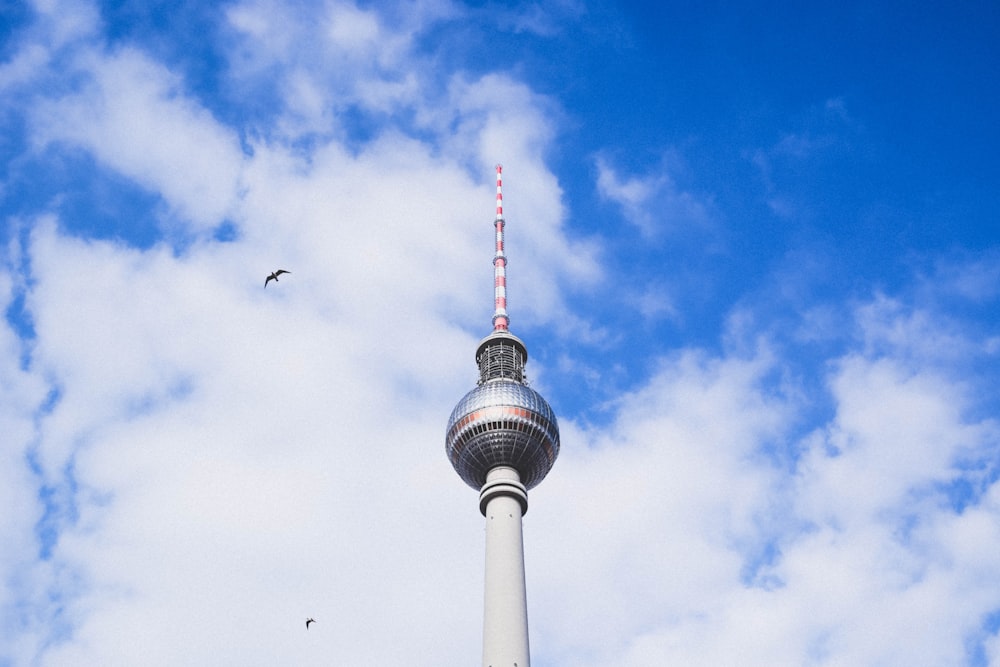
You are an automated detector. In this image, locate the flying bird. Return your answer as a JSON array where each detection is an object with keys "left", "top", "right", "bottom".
[
  {"left": 306, "top": 618, "right": 316, "bottom": 629},
  {"left": 265, "top": 269, "right": 290, "bottom": 287}
]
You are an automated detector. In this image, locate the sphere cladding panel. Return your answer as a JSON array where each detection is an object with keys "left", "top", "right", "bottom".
[{"left": 446, "top": 380, "right": 560, "bottom": 490}]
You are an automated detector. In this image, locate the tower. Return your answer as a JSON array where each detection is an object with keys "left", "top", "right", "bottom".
[{"left": 445, "top": 165, "right": 560, "bottom": 667}]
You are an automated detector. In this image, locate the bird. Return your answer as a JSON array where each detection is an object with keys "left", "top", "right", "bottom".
[
  {"left": 265, "top": 269, "right": 290, "bottom": 287},
  {"left": 306, "top": 618, "right": 316, "bottom": 629}
]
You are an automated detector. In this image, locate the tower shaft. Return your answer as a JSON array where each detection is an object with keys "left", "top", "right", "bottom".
[{"left": 480, "top": 466, "right": 530, "bottom": 667}]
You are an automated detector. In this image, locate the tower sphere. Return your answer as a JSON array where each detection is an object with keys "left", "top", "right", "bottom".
[{"left": 445, "top": 331, "right": 560, "bottom": 491}]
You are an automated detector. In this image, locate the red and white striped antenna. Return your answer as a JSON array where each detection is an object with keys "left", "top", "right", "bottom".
[{"left": 492, "top": 164, "right": 509, "bottom": 331}]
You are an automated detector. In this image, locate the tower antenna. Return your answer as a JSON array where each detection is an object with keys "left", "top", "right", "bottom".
[{"left": 492, "top": 164, "right": 509, "bottom": 332}]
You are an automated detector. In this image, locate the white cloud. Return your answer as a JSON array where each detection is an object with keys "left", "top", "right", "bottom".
[
  {"left": 27, "top": 0, "right": 100, "bottom": 52},
  {"left": 595, "top": 156, "right": 660, "bottom": 231},
  {"left": 927, "top": 251, "right": 1000, "bottom": 302},
  {"left": 0, "top": 267, "right": 53, "bottom": 662},
  {"left": 224, "top": 0, "right": 458, "bottom": 138},
  {"left": 0, "top": 44, "right": 50, "bottom": 91},
  {"left": 595, "top": 154, "right": 714, "bottom": 237},
  {"left": 633, "top": 282, "right": 679, "bottom": 323},
  {"left": 29, "top": 47, "right": 244, "bottom": 232},
  {"left": 326, "top": 2, "right": 383, "bottom": 56},
  {"left": 524, "top": 296, "right": 1000, "bottom": 666},
  {"left": 0, "top": 9, "right": 598, "bottom": 661},
  {"left": 10, "top": 182, "right": 490, "bottom": 664}
]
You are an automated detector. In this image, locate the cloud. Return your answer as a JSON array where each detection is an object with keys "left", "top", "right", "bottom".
[
  {"left": 6, "top": 170, "right": 490, "bottom": 664},
  {"left": 0, "top": 266, "right": 54, "bottom": 660},
  {"left": 0, "top": 5, "right": 600, "bottom": 663},
  {"left": 29, "top": 47, "right": 244, "bottom": 233},
  {"left": 497, "top": 0, "right": 585, "bottom": 37},
  {"left": 527, "top": 292, "right": 1000, "bottom": 666},
  {"left": 594, "top": 154, "right": 714, "bottom": 237},
  {"left": 927, "top": 249, "right": 1000, "bottom": 302},
  {"left": 222, "top": 0, "right": 458, "bottom": 139},
  {"left": 747, "top": 97, "right": 861, "bottom": 220}
]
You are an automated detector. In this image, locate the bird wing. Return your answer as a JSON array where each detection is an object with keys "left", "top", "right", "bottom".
[
  {"left": 275, "top": 270, "right": 290, "bottom": 276},
  {"left": 265, "top": 274, "right": 274, "bottom": 287}
]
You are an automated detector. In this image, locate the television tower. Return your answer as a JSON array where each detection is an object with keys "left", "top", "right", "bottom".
[{"left": 445, "top": 165, "right": 560, "bottom": 667}]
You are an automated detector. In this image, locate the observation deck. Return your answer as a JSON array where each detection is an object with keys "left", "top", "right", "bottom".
[{"left": 445, "top": 331, "right": 560, "bottom": 491}]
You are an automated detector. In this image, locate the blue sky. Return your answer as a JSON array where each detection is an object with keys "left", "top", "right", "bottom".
[{"left": 2, "top": 1, "right": 1000, "bottom": 665}]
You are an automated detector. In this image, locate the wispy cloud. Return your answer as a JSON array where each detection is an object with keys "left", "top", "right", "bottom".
[
  {"left": 748, "top": 97, "right": 862, "bottom": 220},
  {"left": 594, "top": 154, "right": 715, "bottom": 237}
]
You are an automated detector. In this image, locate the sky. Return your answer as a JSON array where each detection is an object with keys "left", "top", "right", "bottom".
[{"left": 1, "top": 0, "right": 999, "bottom": 665}]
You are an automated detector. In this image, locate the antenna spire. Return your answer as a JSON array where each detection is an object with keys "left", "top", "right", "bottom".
[{"left": 492, "top": 164, "right": 509, "bottom": 331}]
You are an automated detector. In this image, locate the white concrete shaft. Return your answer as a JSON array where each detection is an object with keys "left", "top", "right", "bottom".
[{"left": 481, "top": 466, "right": 530, "bottom": 667}]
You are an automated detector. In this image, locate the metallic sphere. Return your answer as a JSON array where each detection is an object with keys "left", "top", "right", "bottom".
[{"left": 445, "top": 379, "right": 560, "bottom": 490}]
